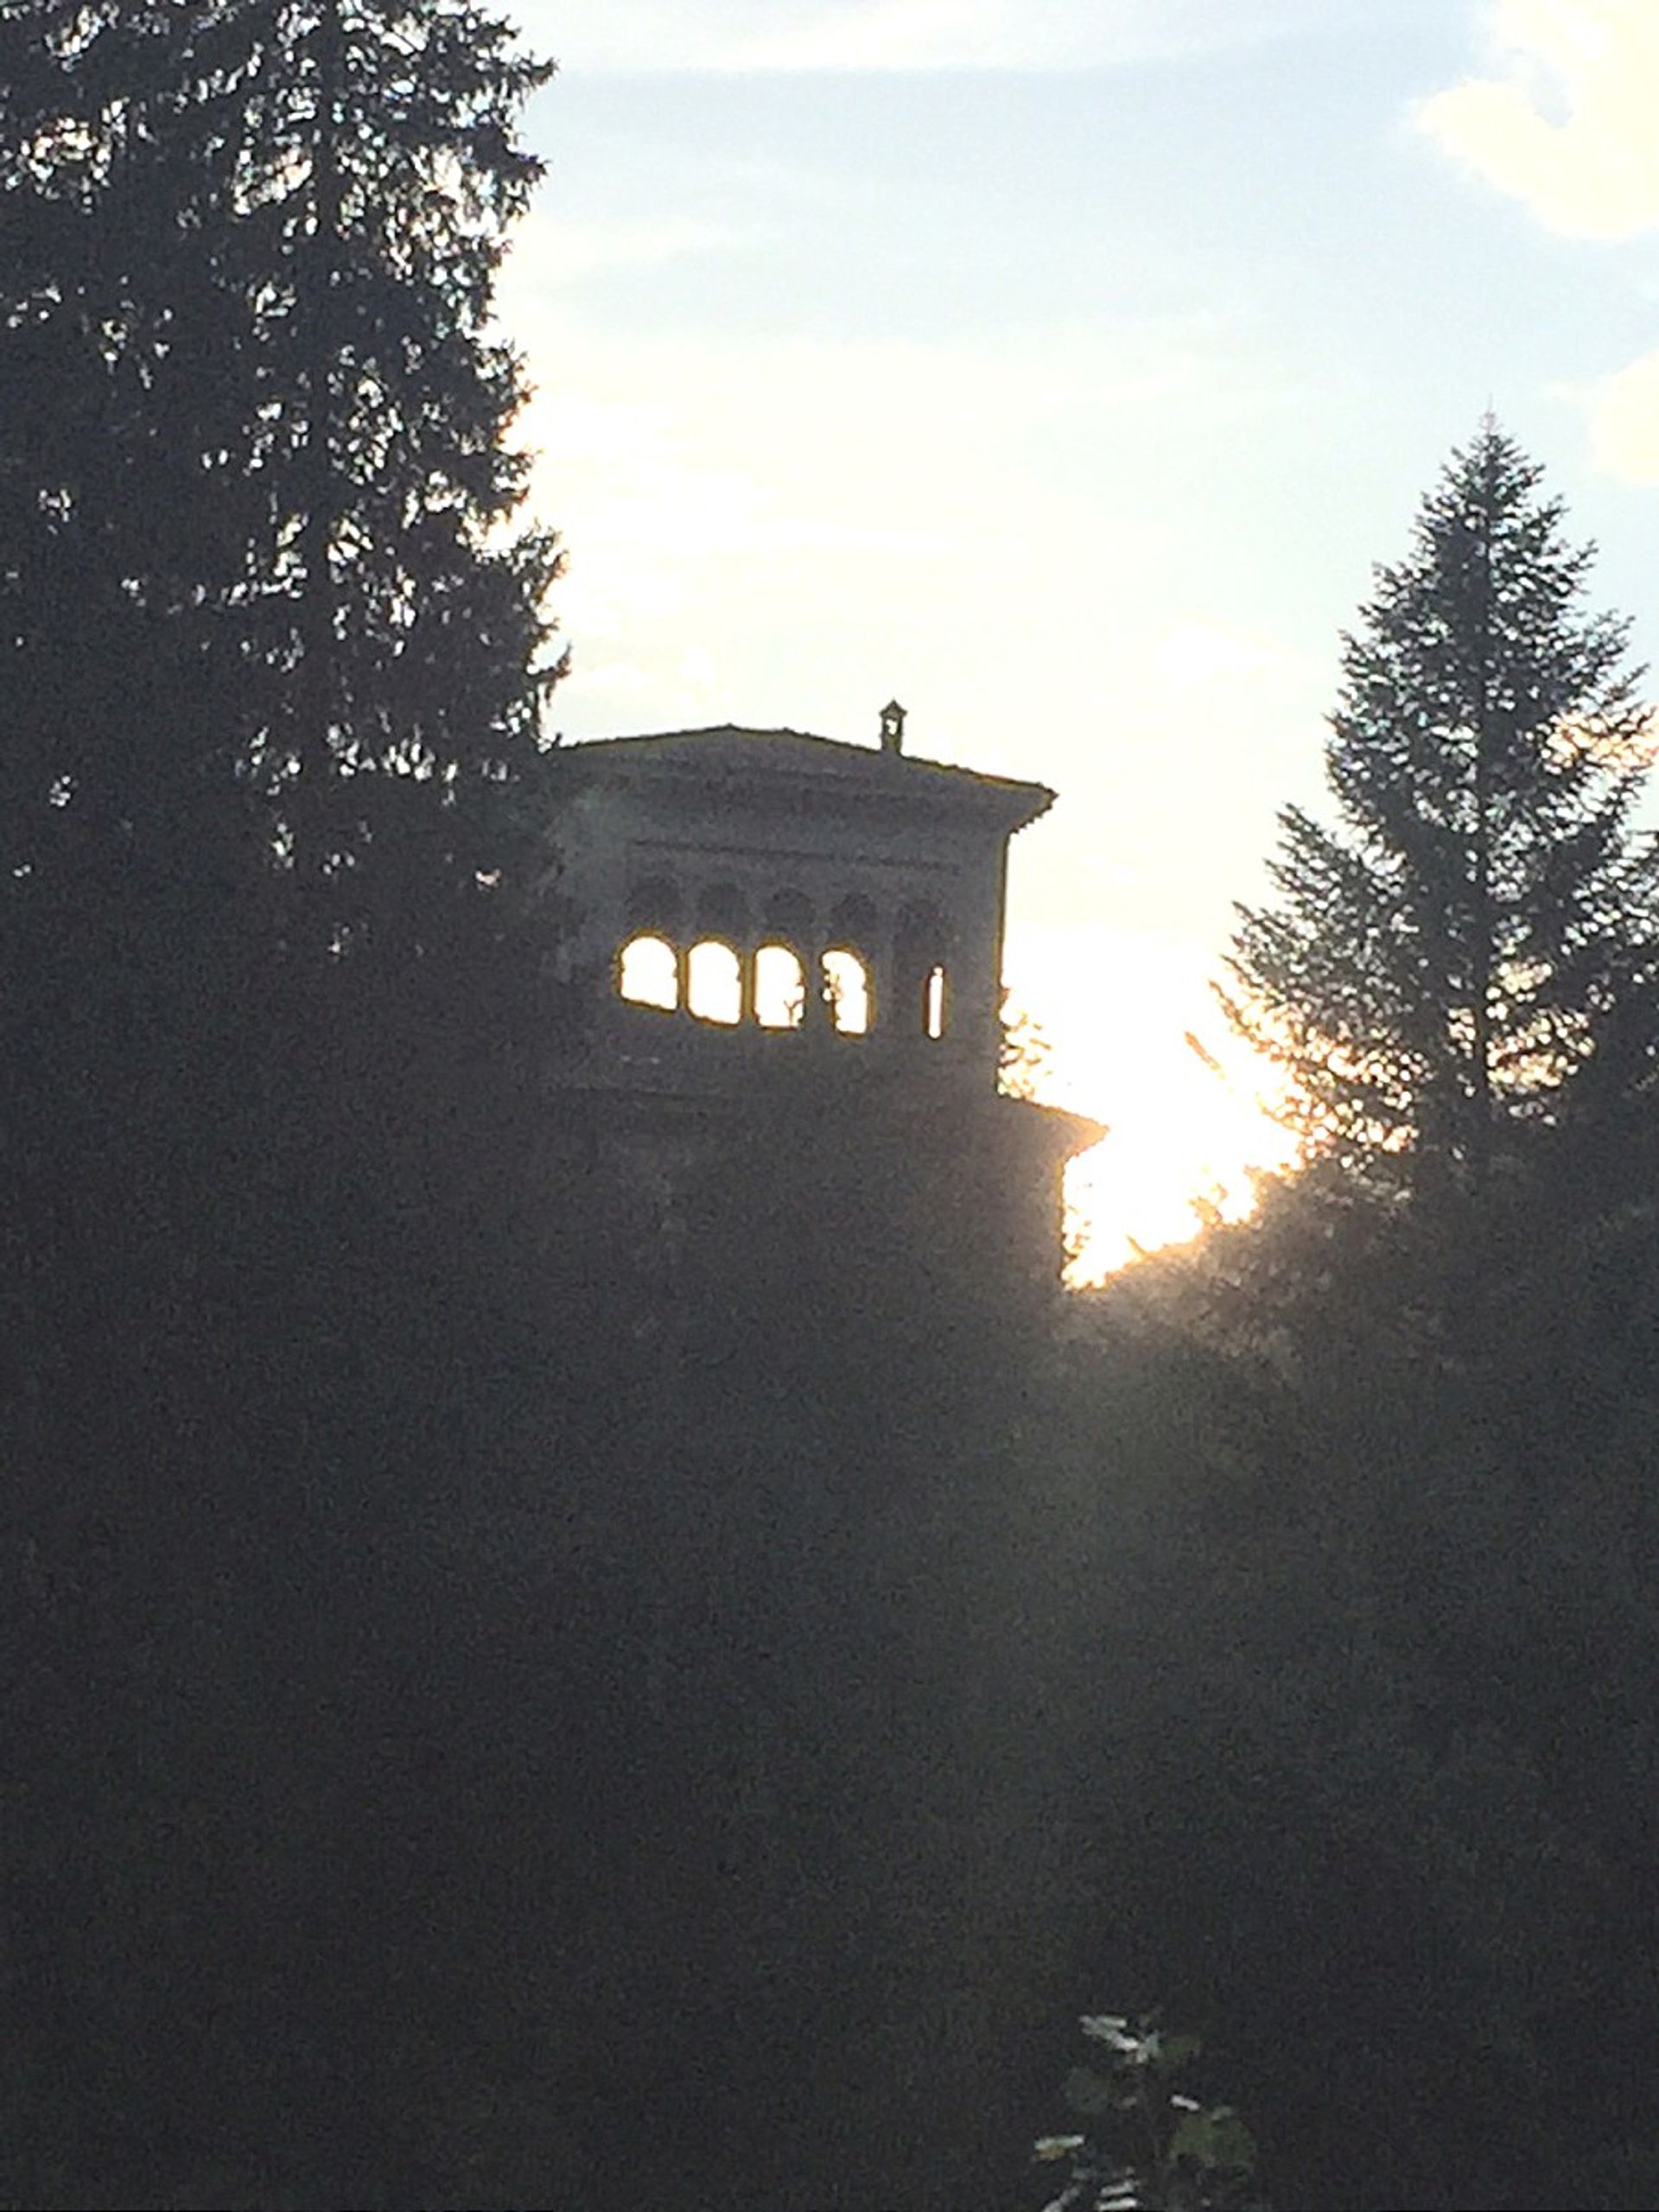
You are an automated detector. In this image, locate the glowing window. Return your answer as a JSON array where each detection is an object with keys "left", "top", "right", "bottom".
[
  {"left": 619, "top": 932, "right": 678, "bottom": 1011},
  {"left": 753, "top": 943, "right": 805, "bottom": 1030},
  {"left": 687, "top": 938, "right": 743, "bottom": 1026},
  {"left": 925, "top": 964, "right": 949, "bottom": 1039},
  {"left": 822, "top": 949, "right": 871, "bottom": 1036}
]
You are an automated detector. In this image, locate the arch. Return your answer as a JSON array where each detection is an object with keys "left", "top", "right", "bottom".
[
  {"left": 618, "top": 931, "right": 679, "bottom": 1012},
  {"left": 896, "top": 897, "right": 949, "bottom": 952},
  {"left": 626, "top": 874, "right": 682, "bottom": 935},
  {"left": 765, "top": 887, "right": 816, "bottom": 944},
  {"left": 753, "top": 942, "right": 806, "bottom": 1030},
  {"left": 828, "top": 893, "right": 879, "bottom": 958},
  {"left": 821, "top": 947, "right": 872, "bottom": 1036},
  {"left": 896, "top": 899, "right": 952, "bottom": 1035},
  {"left": 686, "top": 938, "right": 743, "bottom": 1026},
  {"left": 695, "top": 881, "right": 748, "bottom": 941}
]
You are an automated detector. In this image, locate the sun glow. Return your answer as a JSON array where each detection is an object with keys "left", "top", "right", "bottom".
[{"left": 1004, "top": 927, "right": 1298, "bottom": 1282}]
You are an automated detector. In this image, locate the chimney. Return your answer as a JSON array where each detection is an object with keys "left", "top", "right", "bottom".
[{"left": 879, "top": 699, "right": 906, "bottom": 754}]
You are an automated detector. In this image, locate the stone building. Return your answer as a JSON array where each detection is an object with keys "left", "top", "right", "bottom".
[{"left": 550, "top": 708, "right": 1101, "bottom": 1283}]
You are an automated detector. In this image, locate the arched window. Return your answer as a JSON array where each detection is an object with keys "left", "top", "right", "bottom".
[
  {"left": 822, "top": 948, "right": 871, "bottom": 1036},
  {"left": 897, "top": 900, "right": 950, "bottom": 1036},
  {"left": 765, "top": 888, "right": 816, "bottom": 944},
  {"left": 753, "top": 943, "right": 805, "bottom": 1030},
  {"left": 925, "top": 963, "right": 950, "bottom": 1039},
  {"left": 696, "top": 882, "right": 749, "bottom": 941},
  {"left": 686, "top": 938, "right": 743, "bottom": 1026},
  {"left": 828, "top": 893, "right": 879, "bottom": 958},
  {"left": 626, "top": 875, "right": 682, "bottom": 935},
  {"left": 618, "top": 932, "right": 678, "bottom": 1011}
]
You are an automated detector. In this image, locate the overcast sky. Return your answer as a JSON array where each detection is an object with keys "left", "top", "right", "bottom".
[{"left": 492, "top": 0, "right": 1659, "bottom": 1263}]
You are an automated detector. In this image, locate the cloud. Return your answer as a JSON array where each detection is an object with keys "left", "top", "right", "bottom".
[
  {"left": 507, "top": 0, "right": 1330, "bottom": 75},
  {"left": 493, "top": 225, "right": 1303, "bottom": 757},
  {"left": 1419, "top": 1, "right": 1659, "bottom": 238},
  {"left": 499, "top": 296, "right": 1264, "bottom": 656},
  {"left": 1420, "top": 8, "right": 1659, "bottom": 486},
  {"left": 1581, "top": 345, "right": 1659, "bottom": 480}
]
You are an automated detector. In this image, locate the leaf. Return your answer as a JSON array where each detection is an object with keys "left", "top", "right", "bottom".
[
  {"left": 1065, "top": 2066, "right": 1129, "bottom": 2117},
  {"left": 1038, "top": 2188, "right": 1085, "bottom": 2212},
  {"left": 1034, "top": 2134, "right": 1087, "bottom": 2163},
  {"left": 1094, "top": 2182, "right": 1144, "bottom": 2209},
  {"left": 1169, "top": 2105, "right": 1259, "bottom": 2173},
  {"left": 1152, "top": 2031, "right": 1203, "bottom": 2072}
]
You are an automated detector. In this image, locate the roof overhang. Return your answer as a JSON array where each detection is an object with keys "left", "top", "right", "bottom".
[{"left": 561, "top": 725, "right": 1056, "bottom": 837}]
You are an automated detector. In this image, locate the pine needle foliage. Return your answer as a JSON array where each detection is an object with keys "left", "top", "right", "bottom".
[
  {"left": 1222, "top": 421, "right": 1659, "bottom": 1198},
  {"left": 0, "top": 0, "right": 565, "bottom": 962}
]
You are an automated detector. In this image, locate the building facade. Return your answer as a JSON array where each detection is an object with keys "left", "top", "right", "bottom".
[{"left": 549, "top": 714, "right": 1101, "bottom": 1282}]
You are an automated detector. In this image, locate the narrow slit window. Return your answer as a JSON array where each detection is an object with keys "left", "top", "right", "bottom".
[
  {"left": 925, "top": 963, "right": 949, "bottom": 1039},
  {"left": 822, "top": 949, "right": 871, "bottom": 1035},
  {"left": 753, "top": 943, "right": 805, "bottom": 1030},
  {"left": 619, "top": 932, "right": 678, "bottom": 1011},
  {"left": 687, "top": 938, "right": 743, "bottom": 1026}
]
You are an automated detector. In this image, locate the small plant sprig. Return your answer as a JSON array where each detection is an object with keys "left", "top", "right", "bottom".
[{"left": 1033, "top": 2012, "right": 1266, "bottom": 2212}]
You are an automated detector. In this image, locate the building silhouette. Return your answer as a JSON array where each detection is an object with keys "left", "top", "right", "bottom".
[{"left": 552, "top": 710, "right": 1101, "bottom": 1284}]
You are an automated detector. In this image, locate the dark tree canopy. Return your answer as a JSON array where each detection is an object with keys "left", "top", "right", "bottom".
[
  {"left": 1222, "top": 421, "right": 1659, "bottom": 1198},
  {"left": 17, "top": 16, "right": 1659, "bottom": 2209},
  {"left": 0, "top": 0, "right": 565, "bottom": 965}
]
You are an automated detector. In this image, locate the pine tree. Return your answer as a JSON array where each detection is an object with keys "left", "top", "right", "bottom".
[
  {"left": 0, "top": 15, "right": 574, "bottom": 2180},
  {"left": 0, "top": 0, "right": 565, "bottom": 967},
  {"left": 1223, "top": 421, "right": 1659, "bottom": 1201}
]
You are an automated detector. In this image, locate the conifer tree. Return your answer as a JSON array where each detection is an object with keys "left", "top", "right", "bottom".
[
  {"left": 0, "top": 0, "right": 564, "bottom": 967},
  {"left": 1223, "top": 421, "right": 1659, "bottom": 1199},
  {"left": 1, "top": 16, "right": 571, "bottom": 2177}
]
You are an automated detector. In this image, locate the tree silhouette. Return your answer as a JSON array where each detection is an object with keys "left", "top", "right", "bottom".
[
  {"left": 1222, "top": 420, "right": 1659, "bottom": 1203},
  {"left": 0, "top": 0, "right": 565, "bottom": 970}
]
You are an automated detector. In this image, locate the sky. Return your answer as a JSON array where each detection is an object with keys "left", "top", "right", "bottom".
[{"left": 492, "top": 0, "right": 1659, "bottom": 1272}]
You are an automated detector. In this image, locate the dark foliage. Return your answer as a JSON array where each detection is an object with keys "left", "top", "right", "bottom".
[
  {"left": 1224, "top": 419, "right": 1659, "bottom": 1199},
  {"left": 10, "top": 24, "right": 1659, "bottom": 2208},
  {"left": 1, "top": 0, "right": 565, "bottom": 972},
  {"left": 1035, "top": 429, "right": 1659, "bottom": 2212},
  {"left": 1033, "top": 2012, "right": 1263, "bottom": 2212}
]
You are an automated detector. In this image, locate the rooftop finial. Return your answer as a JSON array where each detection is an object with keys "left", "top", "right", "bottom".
[{"left": 879, "top": 699, "right": 906, "bottom": 754}]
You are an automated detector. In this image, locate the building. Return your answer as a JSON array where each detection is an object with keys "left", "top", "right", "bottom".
[{"left": 550, "top": 709, "right": 1102, "bottom": 1285}]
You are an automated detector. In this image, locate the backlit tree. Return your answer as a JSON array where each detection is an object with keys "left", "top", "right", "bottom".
[{"left": 1222, "top": 420, "right": 1659, "bottom": 1200}]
